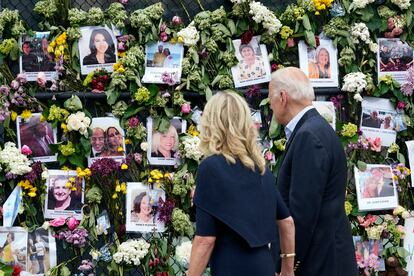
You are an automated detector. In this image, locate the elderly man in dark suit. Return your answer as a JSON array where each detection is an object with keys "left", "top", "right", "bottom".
[{"left": 268, "top": 67, "right": 357, "bottom": 276}]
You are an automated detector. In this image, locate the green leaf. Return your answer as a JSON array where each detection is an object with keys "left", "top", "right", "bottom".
[
  {"left": 397, "top": 247, "right": 411, "bottom": 258},
  {"left": 397, "top": 152, "right": 406, "bottom": 164},
  {"left": 227, "top": 19, "right": 236, "bottom": 35},
  {"left": 304, "top": 30, "right": 316, "bottom": 48},
  {"left": 205, "top": 87, "right": 212, "bottom": 100},
  {"left": 192, "top": 49, "right": 199, "bottom": 64},
  {"left": 71, "top": 41, "right": 79, "bottom": 58},
  {"left": 280, "top": 39, "right": 287, "bottom": 49},
  {"left": 302, "top": 14, "right": 311, "bottom": 30},
  {"left": 357, "top": 161, "right": 367, "bottom": 171},
  {"left": 164, "top": 107, "right": 174, "bottom": 118},
  {"left": 60, "top": 265, "right": 71, "bottom": 276},
  {"left": 158, "top": 117, "right": 171, "bottom": 133},
  {"left": 106, "top": 88, "right": 120, "bottom": 105},
  {"left": 123, "top": 106, "right": 144, "bottom": 119},
  {"left": 260, "top": 98, "right": 269, "bottom": 106},
  {"left": 68, "top": 154, "right": 84, "bottom": 168},
  {"left": 57, "top": 154, "right": 67, "bottom": 165},
  {"left": 269, "top": 116, "right": 280, "bottom": 139},
  {"left": 211, "top": 75, "right": 223, "bottom": 86},
  {"left": 215, "top": 23, "right": 231, "bottom": 37}
]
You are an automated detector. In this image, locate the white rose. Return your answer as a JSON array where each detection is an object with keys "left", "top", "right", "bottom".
[
  {"left": 67, "top": 115, "right": 81, "bottom": 131},
  {"left": 140, "top": 142, "right": 148, "bottom": 151}
]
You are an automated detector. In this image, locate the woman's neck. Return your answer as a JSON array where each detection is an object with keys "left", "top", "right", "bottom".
[
  {"left": 245, "top": 56, "right": 255, "bottom": 65},
  {"left": 96, "top": 52, "right": 105, "bottom": 63},
  {"left": 55, "top": 196, "right": 71, "bottom": 210},
  {"left": 159, "top": 149, "right": 172, "bottom": 158},
  {"left": 139, "top": 213, "right": 152, "bottom": 222}
]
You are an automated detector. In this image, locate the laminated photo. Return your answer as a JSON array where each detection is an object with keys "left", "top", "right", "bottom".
[
  {"left": 147, "top": 117, "right": 187, "bottom": 166},
  {"left": 126, "top": 182, "right": 166, "bottom": 233},
  {"left": 353, "top": 236, "right": 385, "bottom": 271},
  {"left": 44, "top": 170, "right": 84, "bottom": 220},
  {"left": 378, "top": 38, "right": 413, "bottom": 84},
  {"left": 142, "top": 42, "right": 184, "bottom": 84},
  {"left": 354, "top": 165, "right": 398, "bottom": 211},
  {"left": 406, "top": 140, "right": 414, "bottom": 187},
  {"left": 0, "top": 227, "right": 28, "bottom": 271},
  {"left": 299, "top": 39, "right": 339, "bottom": 88},
  {"left": 19, "top": 32, "right": 57, "bottom": 81},
  {"left": 231, "top": 36, "right": 271, "bottom": 88},
  {"left": 78, "top": 26, "right": 117, "bottom": 75},
  {"left": 27, "top": 228, "right": 57, "bottom": 275},
  {"left": 16, "top": 113, "right": 57, "bottom": 163},
  {"left": 360, "top": 97, "right": 397, "bottom": 147},
  {"left": 88, "top": 117, "right": 126, "bottom": 166},
  {"left": 312, "top": 101, "right": 336, "bottom": 130}
]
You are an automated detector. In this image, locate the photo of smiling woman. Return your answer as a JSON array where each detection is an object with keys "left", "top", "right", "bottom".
[
  {"left": 131, "top": 192, "right": 154, "bottom": 224},
  {"left": 308, "top": 47, "right": 331, "bottom": 79}
]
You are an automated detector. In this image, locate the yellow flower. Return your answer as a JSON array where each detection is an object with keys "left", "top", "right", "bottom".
[
  {"left": 121, "top": 182, "right": 127, "bottom": 194},
  {"left": 125, "top": 138, "right": 132, "bottom": 145},
  {"left": 117, "top": 146, "right": 124, "bottom": 152},
  {"left": 344, "top": 201, "right": 352, "bottom": 216},
  {"left": 170, "top": 37, "right": 177, "bottom": 44},
  {"left": 47, "top": 45, "right": 54, "bottom": 53},
  {"left": 187, "top": 125, "right": 200, "bottom": 137},
  {"left": 148, "top": 177, "right": 153, "bottom": 183},
  {"left": 118, "top": 51, "right": 126, "bottom": 58},
  {"left": 28, "top": 191, "right": 37, "bottom": 197},
  {"left": 341, "top": 123, "right": 357, "bottom": 138},
  {"left": 58, "top": 45, "right": 65, "bottom": 52},
  {"left": 116, "top": 65, "right": 125, "bottom": 74},
  {"left": 21, "top": 109, "right": 32, "bottom": 120},
  {"left": 56, "top": 32, "right": 67, "bottom": 45},
  {"left": 274, "top": 138, "right": 287, "bottom": 152},
  {"left": 121, "top": 163, "right": 128, "bottom": 170},
  {"left": 84, "top": 168, "right": 91, "bottom": 177},
  {"left": 112, "top": 193, "right": 118, "bottom": 199},
  {"left": 61, "top": 123, "right": 68, "bottom": 133},
  {"left": 11, "top": 111, "right": 17, "bottom": 121},
  {"left": 49, "top": 41, "right": 56, "bottom": 48},
  {"left": 61, "top": 166, "right": 71, "bottom": 171},
  {"left": 115, "top": 184, "right": 121, "bottom": 192},
  {"left": 177, "top": 36, "right": 184, "bottom": 44},
  {"left": 66, "top": 182, "right": 73, "bottom": 188}
]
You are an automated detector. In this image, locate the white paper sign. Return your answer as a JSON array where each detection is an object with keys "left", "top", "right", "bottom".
[{"left": 2, "top": 186, "right": 22, "bottom": 227}]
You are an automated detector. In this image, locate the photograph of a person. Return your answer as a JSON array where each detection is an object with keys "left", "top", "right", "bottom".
[
  {"left": 19, "top": 32, "right": 57, "bottom": 81},
  {"left": 378, "top": 38, "right": 414, "bottom": 83},
  {"left": 312, "top": 101, "right": 336, "bottom": 130},
  {"left": 0, "top": 227, "right": 27, "bottom": 271},
  {"left": 298, "top": 39, "right": 339, "bottom": 88},
  {"left": 353, "top": 236, "right": 385, "bottom": 272},
  {"left": 88, "top": 117, "right": 126, "bottom": 166},
  {"left": 78, "top": 26, "right": 117, "bottom": 75},
  {"left": 355, "top": 165, "right": 398, "bottom": 211},
  {"left": 27, "top": 228, "right": 56, "bottom": 275},
  {"left": 360, "top": 97, "right": 397, "bottom": 147},
  {"left": 142, "top": 42, "right": 184, "bottom": 83},
  {"left": 147, "top": 117, "right": 187, "bottom": 166},
  {"left": 126, "top": 182, "right": 166, "bottom": 233},
  {"left": 231, "top": 36, "right": 271, "bottom": 88},
  {"left": 44, "top": 170, "right": 84, "bottom": 220},
  {"left": 16, "top": 113, "right": 57, "bottom": 162}
]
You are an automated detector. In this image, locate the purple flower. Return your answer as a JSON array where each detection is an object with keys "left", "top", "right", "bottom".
[
  {"left": 0, "top": 85, "right": 10, "bottom": 96},
  {"left": 78, "top": 259, "right": 94, "bottom": 272},
  {"left": 16, "top": 73, "right": 27, "bottom": 84},
  {"left": 24, "top": 161, "right": 43, "bottom": 182},
  {"left": 161, "top": 72, "right": 176, "bottom": 86},
  {"left": 401, "top": 82, "right": 413, "bottom": 96},
  {"left": 90, "top": 158, "right": 119, "bottom": 178},
  {"left": 128, "top": 117, "right": 140, "bottom": 128},
  {"left": 198, "top": 49, "right": 209, "bottom": 59},
  {"left": 246, "top": 85, "right": 260, "bottom": 98},
  {"left": 118, "top": 41, "right": 126, "bottom": 52},
  {"left": 57, "top": 228, "right": 88, "bottom": 248},
  {"left": 172, "top": 16, "right": 183, "bottom": 26},
  {"left": 157, "top": 198, "right": 175, "bottom": 223},
  {"left": 10, "top": 80, "right": 20, "bottom": 90},
  {"left": 5, "top": 172, "right": 16, "bottom": 180}
]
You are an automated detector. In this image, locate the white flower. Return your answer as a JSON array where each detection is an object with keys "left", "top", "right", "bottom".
[
  {"left": 41, "top": 221, "right": 50, "bottom": 230},
  {"left": 351, "top": 0, "right": 374, "bottom": 9},
  {"left": 181, "top": 136, "right": 203, "bottom": 162},
  {"left": 113, "top": 239, "right": 150, "bottom": 266},
  {"left": 140, "top": 142, "right": 148, "bottom": 152},
  {"left": 66, "top": 111, "right": 91, "bottom": 137},
  {"left": 366, "top": 225, "right": 384, "bottom": 240},
  {"left": 369, "top": 41, "right": 378, "bottom": 53},
  {"left": 41, "top": 169, "right": 49, "bottom": 180},
  {"left": 90, "top": 249, "right": 101, "bottom": 261},
  {"left": 0, "top": 142, "right": 32, "bottom": 176},
  {"left": 175, "top": 240, "right": 192, "bottom": 268},
  {"left": 249, "top": 2, "right": 281, "bottom": 35},
  {"left": 342, "top": 72, "right": 367, "bottom": 93},
  {"left": 402, "top": 211, "right": 410, "bottom": 219},
  {"left": 353, "top": 93, "right": 363, "bottom": 102},
  {"left": 390, "top": 0, "right": 411, "bottom": 9},
  {"left": 350, "top": 23, "right": 370, "bottom": 44},
  {"left": 177, "top": 25, "right": 200, "bottom": 46}
]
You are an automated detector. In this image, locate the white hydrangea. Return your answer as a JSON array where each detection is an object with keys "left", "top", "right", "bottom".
[
  {"left": 177, "top": 25, "right": 200, "bottom": 46},
  {"left": 391, "top": 0, "right": 411, "bottom": 9},
  {"left": 342, "top": 72, "right": 367, "bottom": 93},
  {"left": 175, "top": 240, "right": 192, "bottom": 267},
  {"left": 66, "top": 111, "right": 91, "bottom": 137},
  {"left": 0, "top": 142, "right": 32, "bottom": 176},
  {"left": 181, "top": 136, "right": 203, "bottom": 162},
  {"left": 249, "top": 2, "right": 282, "bottom": 35},
  {"left": 369, "top": 41, "right": 379, "bottom": 53},
  {"left": 352, "top": 0, "right": 374, "bottom": 9},
  {"left": 350, "top": 22, "right": 371, "bottom": 44},
  {"left": 113, "top": 239, "right": 150, "bottom": 266}
]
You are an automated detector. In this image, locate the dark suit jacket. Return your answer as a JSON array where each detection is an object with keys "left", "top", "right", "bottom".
[
  {"left": 377, "top": 182, "right": 395, "bottom": 197},
  {"left": 277, "top": 108, "right": 357, "bottom": 276}
]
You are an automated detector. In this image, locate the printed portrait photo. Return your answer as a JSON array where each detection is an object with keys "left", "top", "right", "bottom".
[
  {"left": 353, "top": 236, "right": 385, "bottom": 271},
  {"left": 147, "top": 117, "right": 187, "bottom": 166},
  {"left": 299, "top": 39, "right": 339, "bottom": 88},
  {"left": 19, "top": 32, "right": 57, "bottom": 81},
  {"left": 44, "top": 170, "right": 84, "bottom": 220},
  {"left": 378, "top": 38, "right": 414, "bottom": 83},
  {"left": 126, "top": 182, "right": 166, "bottom": 233},
  {"left": 27, "top": 228, "right": 56, "bottom": 275},
  {"left": 0, "top": 227, "right": 28, "bottom": 271},
  {"left": 231, "top": 36, "right": 271, "bottom": 88},
  {"left": 16, "top": 113, "right": 57, "bottom": 163},
  {"left": 88, "top": 117, "right": 126, "bottom": 166},
  {"left": 142, "top": 42, "right": 184, "bottom": 84},
  {"left": 313, "top": 101, "right": 336, "bottom": 130},
  {"left": 355, "top": 165, "right": 398, "bottom": 211},
  {"left": 78, "top": 26, "right": 117, "bottom": 75}
]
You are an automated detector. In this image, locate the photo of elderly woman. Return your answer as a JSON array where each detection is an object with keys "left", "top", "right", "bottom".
[
  {"left": 231, "top": 36, "right": 271, "bottom": 88},
  {"left": 126, "top": 182, "right": 165, "bottom": 233},
  {"left": 44, "top": 170, "right": 84, "bottom": 219},
  {"left": 0, "top": 228, "right": 27, "bottom": 270},
  {"left": 147, "top": 117, "right": 187, "bottom": 166},
  {"left": 308, "top": 47, "right": 331, "bottom": 79},
  {"left": 79, "top": 26, "right": 117, "bottom": 75}
]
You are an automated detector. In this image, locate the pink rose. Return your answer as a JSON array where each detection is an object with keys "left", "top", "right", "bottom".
[
  {"left": 397, "top": 101, "right": 406, "bottom": 109},
  {"left": 160, "top": 23, "right": 167, "bottom": 32},
  {"left": 67, "top": 216, "right": 79, "bottom": 230},
  {"left": 160, "top": 32, "right": 168, "bottom": 42},
  {"left": 287, "top": 37, "right": 295, "bottom": 48},
  {"left": 49, "top": 217, "right": 66, "bottom": 227},
  {"left": 21, "top": 145, "right": 32, "bottom": 155},
  {"left": 368, "top": 137, "right": 381, "bottom": 152},
  {"left": 264, "top": 151, "right": 273, "bottom": 161},
  {"left": 37, "top": 72, "right": 46, "bottom": 88},
  {"left": 181, "top": 103, "right": 191, "bottom": 114},
  {"left": 172, "top": 16, "right": 183, "bottom": 26}
]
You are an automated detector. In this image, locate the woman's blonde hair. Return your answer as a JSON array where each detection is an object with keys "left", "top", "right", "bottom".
[{"left": 199, "top": 91, "right": 266, "bottom": 174}]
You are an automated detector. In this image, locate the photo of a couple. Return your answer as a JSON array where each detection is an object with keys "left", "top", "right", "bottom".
[{"left": 148, "top": 44, "right": 175, "bottom": 68}]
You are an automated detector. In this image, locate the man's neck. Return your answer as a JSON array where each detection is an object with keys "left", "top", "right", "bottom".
[{"left": 284, "top": 101, "right": 312, "bottom": 126}]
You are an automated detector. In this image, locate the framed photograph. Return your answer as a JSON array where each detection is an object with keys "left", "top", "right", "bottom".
[
  {"left": 16, "top": 113, "right": 58, "bottom": 163},
  {"left": 0, "top": 227, "right": 28, "bottom": 271},
  {"left": 406, "top": 140, "right": 414, "bottom": 187},
  {"left": 126, "top": 182, "right": 166, "bottom": 233},
  {"left": 78, "top": 26, "right": 117, "bottom": 75},
  {"left": 257, "top": 139, "right": 275, "bottom": 165},
  {"left": 378, "top": 38, "right": 413, "bottom": 84},
  {"left": 96, "top": 210, "right": 111, "bottom": 231},
  {"left": 312, "top": 101, "right": 336, "bottom": 130},
  {"left": 354, "top": 164, "right": 398, "bottom": 211},
  {"left": 353, "top": 236, "right": 385, "bottom": 271},
  {"left": 147, "top": 117, "right": 187, "bottom": 166},
  {"left": 299, "top": 39, "right": 339, "bottom": 88},
  {"left": 251, "top": 109, "right": 262, "bottom": 130},
  {"left": 27, "top": 228, "right": 57, "bottom": 275},
  {"left": 231, "top": 36, "right": 271, "bottom": 88},
  {"left": 44, "top": 170, "right": 84, "bottom": 220},
  {"left": 19, "top": 32, "right": 57, "bottom": 81},
  {"left": 142, "top": 42, "right": 184, "bottom": 84},
  {"left": 360, "top": 97, "right": 397, "bottom": 147},
  {"left": 88, "top": 117, "right": 126, "bottom": 166}
]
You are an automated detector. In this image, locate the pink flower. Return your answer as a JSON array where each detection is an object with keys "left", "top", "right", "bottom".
[
  {"left": 37, "top": 72, "right": 46, "bottom": 88},
  {"left": 119, "top": 0, "right": 128, "bottom": 4},
  {"left": 118, "top": 41, "right": 126, "bottom": 52},
  {"left": 16, "top": 73, "right": 27, "bottom": 84},
  {"left": 287, "top": 38, "right": 295, "bottom": 48},
  {"left": 67, "top": 217, "right": 79, "bottom": 230},
  {"left": 358, "top": 214, "right": 377, "bottom": 228},
  {"left": 271, "top": 64, "right": 278, "bottom": 72},
  {"left": 181, "top": 103, "right": 191, "bottom": 114},
  {"left": 368, "top": 137, "right": 381, "bottom": 152},
  {"left": 160, "top": 32, "right": 168, "bottom": 42},
  {"left": 397, "top": 225, "right": 406, "bottom": 238},
  {"left": 172, "top": 16, "right": 182, "bottom": 25},
  {"left": 10, "top": 80, "right": 20, "bottom": 90},
  {"left": 21, "top": 145, "right": 32, "bottom": 155},
  {"left": 49, "top": 217, "right": 66, "bottom": 227},
  {"left": 160, "top": 23, "right": 167, "bottom": 32},
  {"left": 264, "top": 151, "right": 273, "bottom": 161},
  {"left": 396, "top": 101, "right": 406, "bottom": 110}
]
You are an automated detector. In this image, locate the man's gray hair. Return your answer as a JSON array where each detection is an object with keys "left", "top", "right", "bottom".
[{"left": 269, "top": 67, "right": 315, "bottom": 101}]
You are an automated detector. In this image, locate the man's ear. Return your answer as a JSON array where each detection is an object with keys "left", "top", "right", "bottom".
[{"left": 280, "top": 90, "right": 288, "bottom": 106}]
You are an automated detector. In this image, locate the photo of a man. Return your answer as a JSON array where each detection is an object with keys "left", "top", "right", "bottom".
[
  {"left": 361, "top": 111, "right": 382, "bottom": 128},
  {"left": 90, "top": 127, "right": 105, "bottom": 157},
  {"left": 152, "top": 44, "right": 166, "bottom": 67},
  {"left": 21, "top": 41, "right": 38, "bottom": 72}
]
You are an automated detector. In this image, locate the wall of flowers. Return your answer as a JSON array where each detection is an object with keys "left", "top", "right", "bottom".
[{"left": 0, "top": 0, "right": 414, "bottom": 275}]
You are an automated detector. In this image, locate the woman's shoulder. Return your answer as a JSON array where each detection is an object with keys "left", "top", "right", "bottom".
[{"left": 83, "top": 54, "right": 96, "bottom": 65}]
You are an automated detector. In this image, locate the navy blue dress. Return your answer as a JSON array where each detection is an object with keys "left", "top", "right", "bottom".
[{"left": 194, "top": 155, "right": 290, "bottom": 276}]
